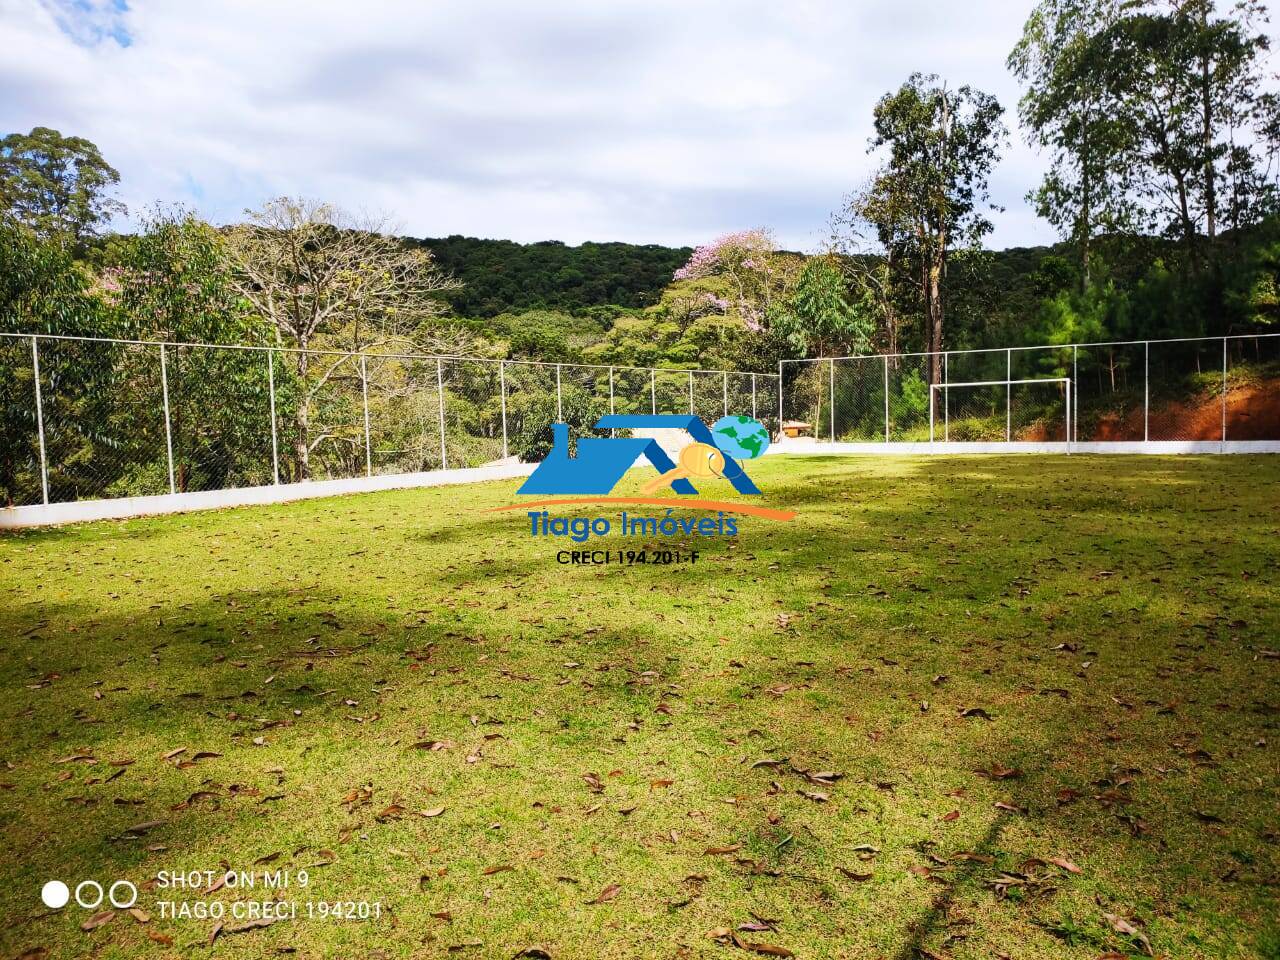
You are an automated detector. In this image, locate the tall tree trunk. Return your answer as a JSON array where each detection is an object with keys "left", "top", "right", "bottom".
[
  {"left": 1080, "top": 114, "right": 1093, "bottom": 292},
  {"left": 885, "top": 307, "right": 899, "bottom": 359},
  {"left": 928, "top": 254, "right": 944, "bottom": 388},
  {"left": 921, "top": 253, "right": 937, "bottom": 383},
  {"left": 1175, "top": 170, "right": 1198, "bottom": 270},
  {"left": 1200, "top": 5, "right": 1216, "bottom": 242},
  {"left": 932, "top": 89, "right": 950, "bottom": 388}
]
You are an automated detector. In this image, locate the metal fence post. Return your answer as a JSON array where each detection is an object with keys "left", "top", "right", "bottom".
[
  {"left": 776, "top": 361, "right": 783, "bottom": 436},
  {"left": 1072, "top": 345, "right": 1078, "bottom": 443},
  {"left": 360, "top": 352, "right": 372, "bottom": 477},
  {"left": 159, "top": 344, "right": 176, "bottom": 495},
  {"left": 556, "top": 363, "right": 563, "bottom": 421},
  {"left": 882, "top": 354, "right": 890, "bottom": 443},
  {"left": 30, "top": 336, "right": 49, "bottom": 505},
  {"left": 1143, "top": 341, "right": 1149, "bottom": 442},
  {"left": 499, "top": 361, "right": 509, "bottom": 459},
  {"left": 1221, "top": 337, "right": 1227, "bottom": 449},
  {"left": 606, "top": 366, "right": 615, "bottom": 436},
  {"left": 751, "top": 373, "right": 757, "bottom": 420},
  {"left": 436, "top": 358, "right": 447, "bottom": 470},
  {"left": 688, "top": 370, "right": 694, "bottom": 415},
  {"left": 829, "top": 359, "right": 835, "bottom": 442},
  {"left": 267, "top": 349, "right": 280, "bottom": 484},
  {"left": 650, "top": 369, "right": 656, "bottom": 415},
  {"left": 722, "top": 370, "right": 728, "bottom": 417},
  {"left": 943, "top": 351, "right": 950, "bottom": 443},
  {"left": 1005, "top": 348, "right": 1012, "bottom": 442},
  {"left": 929, "top": 383, "right": 935, "bottom": 443},
  {"left": 1066, "top": 379, "right": 1072, "bottom": 453}
]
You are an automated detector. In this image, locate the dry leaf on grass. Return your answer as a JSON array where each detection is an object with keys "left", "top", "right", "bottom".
[
  {"left": 586, "top": 883, "right": 621, "bottom": 905},
  {"left": 1046, "top": 856, "right": 1082, "bottom": 874},
  {"left": 80, "top": 910, "right": 114, "bottom": 932}
]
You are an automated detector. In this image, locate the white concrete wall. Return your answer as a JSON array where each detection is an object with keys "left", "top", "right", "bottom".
[
  {"left": 771, "top": 438, "right": 1280, "bottom": 455},
  {"left": 1, "top": 462, "right": 535, "bottom": 530}
]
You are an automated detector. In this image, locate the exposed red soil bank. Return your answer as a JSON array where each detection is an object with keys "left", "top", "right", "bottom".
[
  {"left": 1020, "top": 379, "right": 1279, "bottom": 441},
  {"left": 1097, "top": 380, "right": 1280, "bottom": 441}
]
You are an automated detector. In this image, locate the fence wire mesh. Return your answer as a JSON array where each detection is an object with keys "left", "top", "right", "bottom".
[
  {"left": 652, "top": 370, "right": 690, "bottom": 415},
  {"left": 5, "top": 331, "right": 1276, "bottom": 509},
  {"left": 170, "top": 344, "right": 274, "bottom": 491},
  {"left": 782, "top": 334, "right": 1278, "bottom": 447},
  {"left": 0, "top": 334, "right": 778, "bottom": 506},
  {"left": 691, "top": 371, "right": 727, "bottom": 423},
  {"left": 1227, "top": 335, "right": 1280, "bottom": 440},
  {"left": 0, "top": 338, "right": 42, "bottom": 506},
  {"left": 363, "top": 353, "right": 443, "bottom": 476},
  {"left": 42, "top": 339, "right": 169, "bottom": 503}
]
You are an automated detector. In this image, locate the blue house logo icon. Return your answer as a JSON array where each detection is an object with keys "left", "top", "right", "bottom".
[{"left": 518, "top": 415, "right": 762, "bottom": 496}]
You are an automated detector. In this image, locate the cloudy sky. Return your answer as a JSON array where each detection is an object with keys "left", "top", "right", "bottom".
[{"left": 2, "top": 0, "right": 1271, "bottom": 252}]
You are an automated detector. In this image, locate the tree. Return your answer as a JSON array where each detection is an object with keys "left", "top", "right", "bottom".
[
  {"left": 774, "top": 255, "right": 873, "bottom": 358},
  {"left": 105, "top": 208, "right": 273, "bottom": 490},
  {"left": 508, "top": 386, "right": 606, "bottom": 463},
  {"left": 0, "top": 127, "right": 124, "bottom": 249},
  {"left": 1009, "top": 0, "right": 1137, "bottom": 289},
  {"left": 865, "top": 75, "right": 1007, "bottom": 383},
  {"left": 672, "top": 230, "right": 799, "bottom": 333},
  {"left": 225, "top": 197, "right": 461, "bottom": 479},
  {"left": 109, "top": 207, "right": 260, "bottom": 343},
  {"left": 831, "top": 176, "right": 918, "bottom": 358},
  {"left": 0, "top": 224, "right": 105, "bottom": 503},
  {"left": 1088, "top": 2, "right": 1271, "bottom": 263}
]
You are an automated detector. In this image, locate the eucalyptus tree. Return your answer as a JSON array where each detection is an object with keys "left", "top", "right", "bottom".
[
  {"left": 1012, "top": 0, "right": 1274, "bottom": 279},
  {"left": 863, "top": 75, "right": 1006, "bottom": 384},
  {"left": 1009, "top": 0, "right": 1137, "bottom": 290},
  {"left": 0, "top": 127, "right": 125, "bottom": 251},
  {"left": 1112, "top": 0, "right": 1272, "bottom": 259}
]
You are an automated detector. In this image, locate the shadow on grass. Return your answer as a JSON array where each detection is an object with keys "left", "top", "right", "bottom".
[{"left": 1, "top": 453, "right": 1277, "bottom": 958}]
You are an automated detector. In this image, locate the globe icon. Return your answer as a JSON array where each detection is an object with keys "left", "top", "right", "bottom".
[{"left": 710, "top": 415, "right": 770, "bottom": 460}]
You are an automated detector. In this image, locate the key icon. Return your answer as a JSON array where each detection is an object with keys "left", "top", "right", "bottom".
[{"left": 641, "top": 442, "right": 725, "bottom": 495}]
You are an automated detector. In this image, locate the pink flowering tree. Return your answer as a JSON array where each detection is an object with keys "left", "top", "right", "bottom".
[{"left": 672, "top": 229, "right": 794, "bottom": 333}]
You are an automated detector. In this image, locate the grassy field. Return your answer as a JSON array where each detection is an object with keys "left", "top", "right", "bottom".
[{"left": 1, "top": 455, "right": 1277, "bottom": 960}]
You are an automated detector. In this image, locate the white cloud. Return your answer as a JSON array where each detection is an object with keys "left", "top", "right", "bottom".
[{"left": 3, "top": 0, "right": 1272, "bottom": 250}]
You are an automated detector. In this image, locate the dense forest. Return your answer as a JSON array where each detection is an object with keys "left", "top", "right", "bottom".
[{"left": 413, "top": 236, "right": 690, "bottom": 317}]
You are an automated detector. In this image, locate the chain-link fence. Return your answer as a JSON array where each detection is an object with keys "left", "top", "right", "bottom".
[
  {"left": 782, "top": 334, "right": 1280, "bottom": 446},
  {"left": 0, "top": 333, "right": 780, "bottom": 507},
  {"left": 6, "top": 332, "right": 1275, "bottom": 509}
]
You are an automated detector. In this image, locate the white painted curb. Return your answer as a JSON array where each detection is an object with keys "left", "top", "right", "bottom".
[
  {"left": 771, "top": 439, "right": 1280, "bottom": 456},
  {"left": 1, "top": 462, "right": 536, "bottom": 529}
]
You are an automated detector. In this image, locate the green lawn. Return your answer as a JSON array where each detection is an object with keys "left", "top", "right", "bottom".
[{"left": 1, "top": 455, "right": 1277, "bottom": 960}]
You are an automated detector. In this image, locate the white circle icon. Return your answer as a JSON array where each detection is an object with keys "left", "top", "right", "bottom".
[
  {"left": 41, "top": 880, "right": 70, "bottom": 909},
  {"left": 74, "top": 880, "right": 104, "bottom": 909},
  {"left": 108, "top": 880, "right": 138, "bottom": 909}
]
